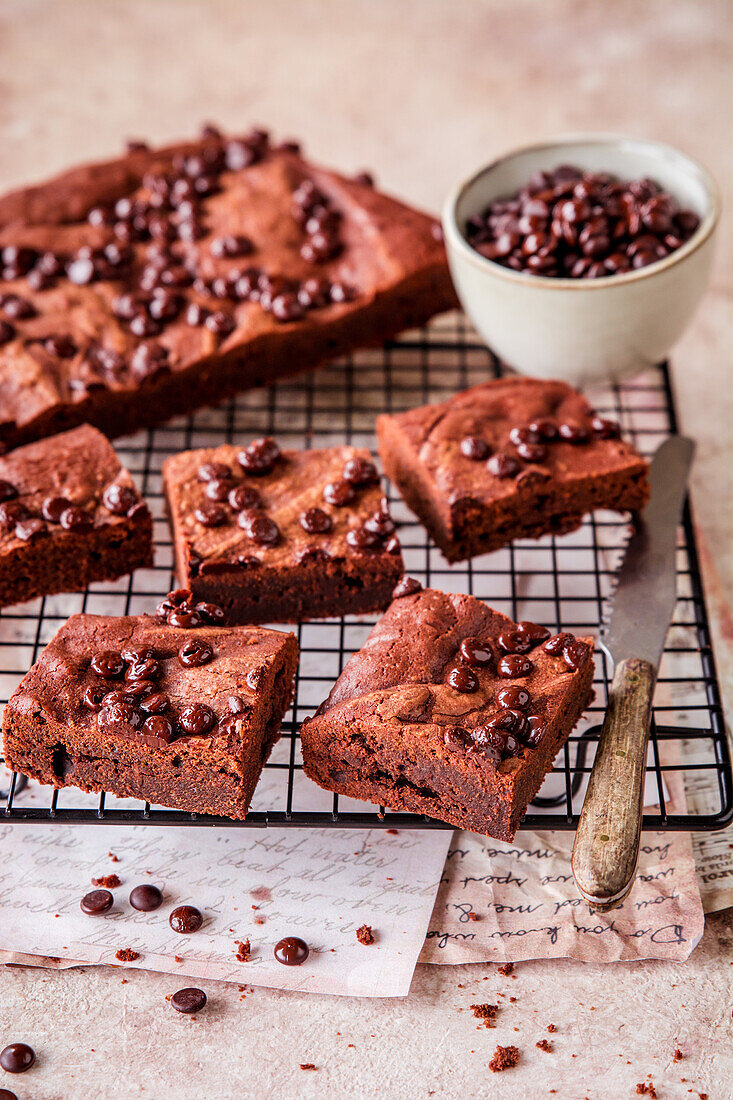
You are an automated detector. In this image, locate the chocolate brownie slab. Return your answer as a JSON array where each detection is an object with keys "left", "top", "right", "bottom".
[
  {"left": 0, "top": 126, "right": 457, "bottom": 450},
  {"left": 376, "top": 377, "right": 649, "bottom": 562},
  {"left": 2, "top": 591, "right": 298, "bottom": 818},
  {"left": 163, "top": 437, "right": 403, "bottom": 623},
  {"left": 301, "top": 584, "right": 594, "bottom": 840},
  {"left": 0, "top": 423, "right": 152, "bottom": 608}
]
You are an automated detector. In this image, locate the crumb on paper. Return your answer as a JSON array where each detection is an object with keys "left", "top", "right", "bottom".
[
  {"left": 299, "top": 1063, "right": 317, "bottom": 1071},
  {"left": 235, "top": 939, "right": 251, "bottom": 962},
  {"left": 108, "top": 852, "right": 120, "bottom": 862},
  {"left": 489, "top": 1045, "right": 520, "bottom": 1072},
  {"left": 385, "top": 828, "right": 398, "bottom": 834},
  {"left": 547, "top": 1023, "right": 557, "bottom": 1033},
  {"left": 497, "top": 962, "right": 514, "bottom": 976},
  {"left": 174, "top": 955, "right": 183, "bottom": 963},
  {"left": 673, "top": 1048, "right": 684, "bottom": 1062},
  {"left": 92, "top": 874, "right": 121, "bottom": 888},
  {"left": 356, "top": 924, "right": 375, "bottom": 945},
  {"left": 636, "top": 1084, "right": 657, "bottom": 1098},
  {"left": 115, "top": 948, "right": 140, "bottom": 962},
  {"left": 471, "top": 1003, "right": 498, "bottom": 1028},
  {"left": 536, "top": 1039, "right": 553, "bottom": 1053}
]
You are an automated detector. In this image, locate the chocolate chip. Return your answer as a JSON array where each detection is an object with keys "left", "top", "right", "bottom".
[
  {"left": 487, "top": 453, "right": 521, "bottom": 479},
  {"left": 346, "top": 525, "right": 382, "bottom": 551},
  {"left": 392, "top": 576, "right": 422, "bottom": 599},
  {"left": 139, "top": 692, "right": 169, "bottom": 715},
  {"left": 0, "top": 479, "right": 17, "bottom": 503},
  {"left": 528, "top": 418, "right": 558, "bottom": 441},
  {"left": 130, "top": 342, "right": 170, "bottom": 383},
  {"left": 198, "top": 462, "right": 232, "bottom": 483},
  {"left": 1, "top": 295, "right": 35, "bottom": 320},
  {"left": 171, "top": 987, "right": 207, "bottom": 1014},
  {"left": 484, "top": 708, "right": 528, "bottom": 739},
  {"left": 496, "top": 685, "right": 531, "bottom": 710},
  {"left": 142, "top": 715, "right": 174, "bottom": 742},
  {"left": 125, "top": 657, "right": 160, "bottom": 681},
  {"left": 300, "top": 507, "right": 332, "bottom": 534},
  {"left": 195, "top": 502, "right": 228, "bottom": 527},
  {"left": 497, "top": 630, "right": 534, "bottom": 655},
  {"left": 211, "top": 235, "right": 253, "bottom": 258},
  {"left": 543, "top": 632, "right": 574, "bottom": 656},
  {"left": 169, "top": 905, "right": 203, "bottom": 934},
  {"left": 204, "top": 477, "right": 233, "bottom": 502},
  {"left": 238, "top": 510, "right": 280, "bottom": 546},
  {"left": 460, "top": 436, "right": 491, "bottom": 461},
  {"left": 516, "top": 441, "right": 548, "bottom": 463},
  {"left": 194, "top": 601, "right": 226, "bottom": 624},
  {"left": 14, "top": 518, "right": 47, "bottom": 542},
  {"left": 297, "top": 546, "right": 332, "bottom": 564},
  {"left": 270, "top": 292, "right": 304, "bottom": 323},
  {"left": 497, "top": 654, "right": 534, "bottom": 678},
  {"left": 562, "top": 640, "right": 589, "bottom": 670},
  {"left": 228, "top": 695, "right": 248, "bottom": 714},
  {"left": 59, "top": 506, "right": 92, "bottom": 532},
  {"left": 0, "top": 1044, "right": 35, "bottom": 1076},
  {"left": 228, "top": 485, "right": 261, "bottom": 511},
  {"left": 129, "top": 884, "right": 163, "bottom": 911},
  {"left": 274, "top": 936, "right": 309, "bottom": 965},
  {"left": 102, "top": 483, "right": 139, "bottom": 516},
  {"left": 522, "top": 714, "right": 548, "bottom": 747},
  {"left": 447, "top": 665, "right": 479, "bottom": 693},
  {"left": 323, "top": 479, "right": 355, "bottom": 506},
  {"left": 0, "top": 320, "right": 15, "bottom": 344},
  {"left": 186, "top": 302, "right": 210, "bottom": 326},
  {"left": 82, "top": 685, "right": 108, "bottom": 711},
  {"left": 204, "top": 310, "right": 236, "bottom": 337},
  {"left": 329, "top": 281, "right": 355, "bottom": 304},
  {"left": 558, "top": 422, "right": 589, "bottom": 444},
  {"left": 238, "top": 437, "right": 281, "bottom": 476},
  {"left": 90, "top": 651, "right": 125, "bottom": 678},
  {"left": 465, "top": 727, "right": 503, "bottom": 763},
  {"left": 41, "top": 496, "right": 72, "bottom": 523},
  {"left": 178, "top": 703, "right": 215, "bottom": 736},
  {"left": 97, "top": 700, "right": 143, "bottom": 733},
  {"left": 80, "top": 889, "right": 113, "bottom": 915},
  {"left": 517, "top": 621, "right": 551, "bottom": 644},
  {"left": 591, "top": 415, "right": 621, "bottom": 439},
  {"left": 167, "top": 608, "right": 203, "bottom": 629},
  {"left": 44, "top": 334, "right": 77, "bottom": 358},
  {"left": 0, "top": 502, "right": 28, "bottom": 531},
  {"left": 179, "top": 638, "right": 214, "bottom": 668},
  {"left": 342, "top": 457, "right": 378, "bottom": 486},
  {"left": 459, "top": 637, "right": 493, "bottom": 666}
]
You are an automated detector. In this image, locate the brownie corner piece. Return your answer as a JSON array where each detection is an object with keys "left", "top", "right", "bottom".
[
  {"left": 301, "top": 583, "right": 594, "bottom": 840},
  {"left": 0, "top": 422, "right": 152, "bottom": 608},
  {"left": 2, "top": 591, "right": 299, "bottom": 819},
  {"left": 376, "top": 376, "right": 650, "bottom": 561},
  {"left": 163, "top": 437, "right": 403, "bottom": 623}
]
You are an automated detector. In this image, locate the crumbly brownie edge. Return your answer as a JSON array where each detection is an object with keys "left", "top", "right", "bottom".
[
  {"left": 0, "top": 511, "right": 153, "bottom": 609},
  {"left": 301, "top": 650, "right": 594, "bottom": 840},
  {"left": 3, "top": 633, "right": 299, "bottom": 819}
]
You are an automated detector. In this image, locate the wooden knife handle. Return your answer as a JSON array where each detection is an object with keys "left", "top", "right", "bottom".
[{"left": 572, "top": 657, "right": 656, "bottom": 911}]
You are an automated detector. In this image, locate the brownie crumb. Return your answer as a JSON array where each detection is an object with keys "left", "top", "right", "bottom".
[
  {"left": 636, "top": 1084, "right": 658, "bottom": 1098},
  {"left": 536, "top": 1039, "right": 553, "bottom": 1053},
  {"left": 471, "top": 1003, "right": 498, "bottom": 1028},
  {"left": 467, "top": 912, "right": 480, "bottom": 921},
  {"left": 299, "top": 1063, "right": 317, "bottom": 1071},
  {"left": 108, "top": 852, "right": 120, "bottom": 862},
  {"left": 489, "top": 1045, "right": 520, "bottom": 1072},
  {"left": 235, "top": 938, "right": 251, "bottom": 962},
  {"left": 497, "top": 962, "right": 514, "bottom": 976},
  {"left": 115, "top": 948, "right": 140, "bottom": 962},
  {"left": 547, "top": 1023, "right": 557, "bottom": 1033},
  {"left": 356, "top": 924, "right": 375, "bottom": 945},
  {"left": 673, "top": 1048, "right": 684, "bottom": 1063},
  {"left": 92, "top": 874, "right": 121, "bottom": 888}
]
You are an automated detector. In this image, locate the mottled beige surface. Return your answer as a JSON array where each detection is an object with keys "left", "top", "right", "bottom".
[{"left": 0, "top": 1, "right": 731, "bottom": 1097}]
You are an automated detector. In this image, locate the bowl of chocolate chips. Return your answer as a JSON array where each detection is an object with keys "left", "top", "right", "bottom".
[{"left": 442, "top": 135, "right": 719, "bottom": 383}]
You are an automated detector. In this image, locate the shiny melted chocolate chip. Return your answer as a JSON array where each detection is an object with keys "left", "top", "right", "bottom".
[
  {"left": 167, "top": 608, "right": 203, "bottom": 629},
  {"left": 178, "top": 703, "right": 215, "bottom": 736},
  {"left": 459, "top": 637, "right": 493, "bottom": 667},
  {"left": 178, "top": 638, "right": 214, "bottom": 668},
  {"left": 169, "top": 905, "right": 203, "bottom": 934},
  {"left": 198, "top": 461, "right": 232, "bottom": 482},
  {"left": 517, "top": 621, "right": 551, "bottom": 644},
  {"left": 342, "top": 457, "right": 378, "bottom": 486},
  {"left": 238, "top": 437, "right": 281, "bottom": 476},
  {"left": 238, "top": 510, "right": 280, "bottom": 546},
  {"left": 322, "top": 479, "right": 355, "bottom": 507},
  {"left": 42, "top": 495, "right": 73, "bottom": 523},
  {"left": 496, "top": 685, "right": 530, "bottom": 710},
  {"left": 274, "top": 936, "right": 309, "bottom": 966},
  {"left": 97, "top": 700, "right": 144, "bottom": 732},
  {"left": 90, "top": 650, "right": 125, "bottom": 679},
  {"left": 102, "top": 483, "right": 139, "bottom": 516},
  {"left": 487, "top": 453, "right": 521, "bottom": 479},
  {"left": 542, "top": 632, "right": 574, "bottom": 656},
  {"left": 300, "top": 507, "right": 332, "bottom": 534},
  {"left": 82, "top": 684, "right": 108, "bottom": 711},
  {"left": 195, "top": 601, "right": 226, "bottom": 624},
  {"left": 195, "top": 502, "right": 228, "bottom": 527},
  {"left": 558, "top": 422, "right": 589, "bottom": 444},
  {"left": 228, "top": 485, "right": 261, "bottom": 511},
  {"left": 142, "top": 715, "right": 174, "bottom": 742},
  {"left": 204, "top": 477, "right": 233, "bottom": 502},
  {"left": 140, "top": 691, "right": 169, "bottom": 715},
  {"left": 516, "top": 441, "right": 548, "bottom": 463},
  {"left": 392, "top": 576, "right": 422, "bottom": 599},
  {"left": 497, "top": 630, "right": 533, "bottom": 655},
  {"left": 125, "top": 657, "right": 160, "bottom": 681},
  {"left": 447, "top": 665, "right": 479, "bottom": 693},
  {"left": 346, "top": 525, "right": 382, "bottom": 551},
  {"left": 562, "top": 640, "right": 589, "bottom": 670},
  {"left": 522, "top": 714, "right": 548, "bottom": 747},
  {"left": 591, "top": 415, "right": 620, "bottom": 439},
  {"left": 497, "top": 654, "right": 534, "bottom": 678},
  {"left": 460, "top": 436, "right": 491, "bottom": 461}
]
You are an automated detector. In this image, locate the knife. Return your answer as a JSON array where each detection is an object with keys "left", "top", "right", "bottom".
[{"left": 571, "top": 435, "right": 695, "bottom": 912}]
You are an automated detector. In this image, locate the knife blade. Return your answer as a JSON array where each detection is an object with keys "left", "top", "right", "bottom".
[{"left": 572, "top": 435, "right": 695, "bottom": 911}]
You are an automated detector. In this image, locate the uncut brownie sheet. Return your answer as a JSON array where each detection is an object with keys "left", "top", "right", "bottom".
[
  {"left": 163, "top": 437, "right": 403, "bottom": 624},
  {"left": 0, "top": 126, "right": 457, "bottom": 450},
  {"left": 0, "top": 423, "right": 152, "bottom": 608},
  {"left": 376, "top": 376, "right": 649, "bottom": 561},
  {"left": 2, "top": 592, "right": 299, "bottom": 818},
  {"left": 301, "top": 584, "right": 594, "bottom": 841}
]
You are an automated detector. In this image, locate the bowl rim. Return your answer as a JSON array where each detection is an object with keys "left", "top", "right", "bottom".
[{"left": 442, "top": 133, "right": 721, "bottom": 290}]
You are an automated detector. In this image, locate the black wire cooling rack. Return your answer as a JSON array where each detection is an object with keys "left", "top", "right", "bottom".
[{"left": 1, "top": 313, "right": 730, "bottom": 832}]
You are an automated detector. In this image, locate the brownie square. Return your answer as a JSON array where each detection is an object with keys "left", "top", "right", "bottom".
[
  {"left": 376, "top": 377, "right": 650, "bottom": 562},
  {"left": 2, "top": 591, "right": 299, "bottom": 819},
  {"left": 301, "top": 584, "right": 594, "bottom": 840},
  {"left": 0, "top": 127, "right": 456, "bottom": 450},
  {"left": 163, "top": 438, "right": 403, "bottom": 624},
  {"left": 0, "top": 423, "right": 152, "bottom": 609}
]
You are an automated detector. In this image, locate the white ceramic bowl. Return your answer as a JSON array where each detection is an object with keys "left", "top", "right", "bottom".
[{"left": 442, "top": 136, "right": 720, "bottom": 384}]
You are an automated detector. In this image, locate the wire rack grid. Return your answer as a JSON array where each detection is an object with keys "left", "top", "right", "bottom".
[{"left": 1, "top": 313, "right": 730, "bottom": 832}]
